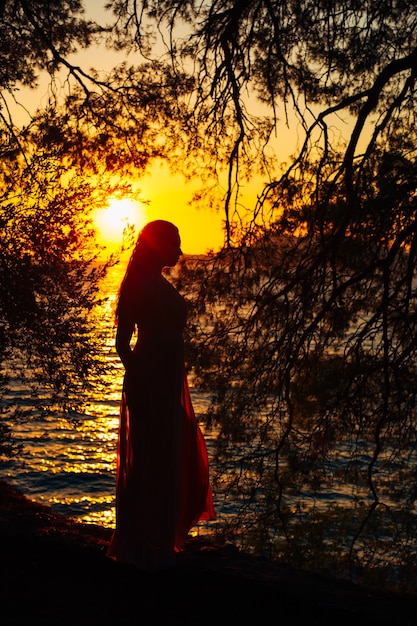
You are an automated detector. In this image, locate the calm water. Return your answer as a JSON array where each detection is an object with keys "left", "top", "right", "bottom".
[
  {"left": 3, "top": 262, "right": 405, "bottom": 548},
  {"left": 2, "top": 262, "right": 218, "bottom": 535}
]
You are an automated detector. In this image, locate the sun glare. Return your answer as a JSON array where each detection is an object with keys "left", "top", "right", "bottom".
[{"left": 94, "top": 198, "right": 147, "bottom": 249}]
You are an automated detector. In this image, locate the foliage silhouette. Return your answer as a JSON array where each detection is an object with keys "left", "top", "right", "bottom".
[
  {"left": 1, "top": 0, "right": 417, "bottom": 588},
  {"left": 116, "top": 0, "right": 417, "bottom": 587}
]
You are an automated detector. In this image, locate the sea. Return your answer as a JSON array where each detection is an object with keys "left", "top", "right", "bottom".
[
  {"left": 3, "top": 259, "right": 414, "bottom": 579},
  {"left": 1, "top": 261, "right": 218, "bottom": 537}
]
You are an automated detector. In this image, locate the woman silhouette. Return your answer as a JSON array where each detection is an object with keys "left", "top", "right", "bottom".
[{"left": 107, "top": 220, "right": 215, "bottom": 571}]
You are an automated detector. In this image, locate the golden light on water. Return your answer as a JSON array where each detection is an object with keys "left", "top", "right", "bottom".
[{"left": 5, "top": 261, "right": 220, "bottom": 533}]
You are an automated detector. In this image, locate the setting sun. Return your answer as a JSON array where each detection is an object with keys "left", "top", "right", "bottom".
[{"left": 93, "top": 198, "right": 148, "bottom": 250}]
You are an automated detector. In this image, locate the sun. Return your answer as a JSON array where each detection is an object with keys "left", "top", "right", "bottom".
[{"left": 93, "top": 198, "right": 147, "bottom": 249}]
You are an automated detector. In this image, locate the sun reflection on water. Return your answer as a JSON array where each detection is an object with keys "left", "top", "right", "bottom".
[{"left": 4, "top": 262, "right": 218, "bottom": 533}]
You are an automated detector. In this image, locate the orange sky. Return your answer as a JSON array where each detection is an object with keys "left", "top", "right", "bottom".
[
  {"left": 8, "top": 2, "right": 362, "bottom": 255},
  {"left": 10, "top": 2, "right": 301, "bottom": 255},
  {"left": 76, "top": 2, "right": 294, "bottom": 255},
  {"left": 93, "top": 163, "right": 228, "bottom": 256},
  {"left": 73, "top": 3, "right": 223, "bottom": 254},
  {"left": 93, "top": 161, "right": 275, "bottom": 256},
  {"left": 126, "top": 163, "right": 228, "bottom": 255}
]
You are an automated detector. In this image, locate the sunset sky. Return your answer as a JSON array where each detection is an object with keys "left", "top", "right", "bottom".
[
  {"left": 80, "top": 2, "right": 279, "bottom": 255},
  {"left": 13, "top": 1, "right": 299, "bottom": 255},
  {"left": 9, "top": 2, "right": 362, "bottom": 256},
  {"left": 92, "top": 161, "right": 229, "bottom": 256},
  {"left": 75, "top": 2, "right": 232, "bottom": 255}
]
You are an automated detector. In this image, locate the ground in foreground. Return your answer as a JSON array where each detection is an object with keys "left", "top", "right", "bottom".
[{"left": 1, "top": 481, "right": 416, "bottom": 626}]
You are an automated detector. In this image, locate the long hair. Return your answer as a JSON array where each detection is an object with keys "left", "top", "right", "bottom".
[{"left": 116, "top": 220, "right": 179, "bottom": 321}]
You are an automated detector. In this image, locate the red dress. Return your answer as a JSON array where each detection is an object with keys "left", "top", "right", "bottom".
[{"left": 107, "top": 275, "right": 215, "bottom": 570}]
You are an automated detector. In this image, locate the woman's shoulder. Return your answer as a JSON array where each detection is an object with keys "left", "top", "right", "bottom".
[{"left": 117, "top": 274, "right": 158, "bottom": 317}]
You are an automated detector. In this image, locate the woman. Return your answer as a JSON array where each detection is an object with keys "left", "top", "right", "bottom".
[{"left": 107, "top": 220, "right": 215, "bottom": 571}]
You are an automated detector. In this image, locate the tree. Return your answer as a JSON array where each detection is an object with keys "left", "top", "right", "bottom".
[
  {"left": 0, "top": 2, "right": 143, "bottom": 457},
  {"left": 0, "top": 1, "right": 199, "bottom": 458},
  {"left": 2, "top": 0, "right": 417, "bottom": 588},
  {"left": 106, "top": 1, "right": 417, "bottom": 587},
  {"left": 0, "top": 1, "right": 101, "bottom": 458}
]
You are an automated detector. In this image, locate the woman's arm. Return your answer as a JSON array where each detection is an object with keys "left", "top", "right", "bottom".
[{"left": 115, "top": 314, "right": 136, "bottom": 371}]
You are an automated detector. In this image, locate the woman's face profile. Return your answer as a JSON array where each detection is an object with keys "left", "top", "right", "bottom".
[
  {"left": 161, "top": 231, "right": 182, "bottom": 267},
  {"left": 139, "top": 221, "right": 182, "bottom": 268}
]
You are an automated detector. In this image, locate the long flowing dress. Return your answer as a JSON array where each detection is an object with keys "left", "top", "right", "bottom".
[{"left": 107, "top": 274, "right": 215, "bottom": 571}]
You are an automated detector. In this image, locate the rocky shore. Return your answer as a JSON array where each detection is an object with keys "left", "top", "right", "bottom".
[{"left": 1, "top": 481, "right": 416, "bottom": 625}]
